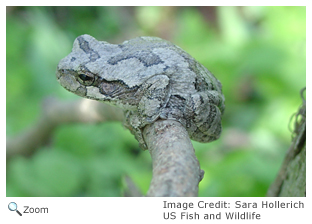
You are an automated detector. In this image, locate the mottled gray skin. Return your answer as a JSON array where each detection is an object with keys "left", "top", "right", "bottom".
[{"left": 56, "top": 34, "right": 225, "bottom": 149}]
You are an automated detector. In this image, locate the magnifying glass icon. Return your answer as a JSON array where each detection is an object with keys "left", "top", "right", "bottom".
[{"left": 8, "top": 202, "right": 22, "bottom": 216}]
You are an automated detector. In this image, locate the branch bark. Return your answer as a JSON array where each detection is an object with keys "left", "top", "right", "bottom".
[{"left": 144, "top": 120, "right": 204, "bottom": 196}]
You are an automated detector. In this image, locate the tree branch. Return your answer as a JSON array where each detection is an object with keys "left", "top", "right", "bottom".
[
  {"left": 6, "top": 98, "right": 123, "bottom": 160},
  {"left": 144, "top": 119, "right": 204, "bottom": 197},
  {"left": 266, "top": 87, "right": 306, "bottom": 197}
]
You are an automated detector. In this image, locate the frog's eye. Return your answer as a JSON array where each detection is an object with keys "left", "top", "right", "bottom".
[{"left": 77, "top": 72, "right": 95, "bottom": 86}]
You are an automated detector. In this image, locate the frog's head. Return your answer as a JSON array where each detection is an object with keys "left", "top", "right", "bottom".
[{"left": 56, "top": 34, "right": 139, "bottom": 109}]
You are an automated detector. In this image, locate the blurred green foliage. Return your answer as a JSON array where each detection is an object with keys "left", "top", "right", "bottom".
[{"left": 6, "top": 6, "right": 305, "bottom": 197}]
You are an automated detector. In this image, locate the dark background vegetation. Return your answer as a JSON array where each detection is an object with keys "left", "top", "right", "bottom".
[{"left": 6, "top": 6, "right": 306, "bottom": 196}]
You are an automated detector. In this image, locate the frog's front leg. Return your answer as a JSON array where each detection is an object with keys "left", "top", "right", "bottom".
[
  {"left": 138, "top": 74, "right": 171, "bottom": 124},
  {"left": 125, "top": 74, "right": 170, "bottom": 149}
]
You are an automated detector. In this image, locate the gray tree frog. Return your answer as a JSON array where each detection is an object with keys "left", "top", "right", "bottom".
[{"left": 56, "top": 34, "right": 225, "bottom": 149}]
